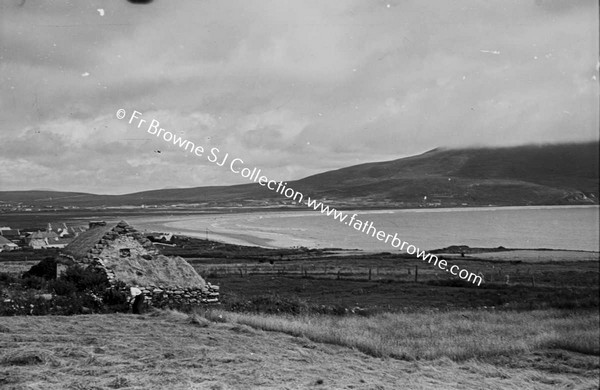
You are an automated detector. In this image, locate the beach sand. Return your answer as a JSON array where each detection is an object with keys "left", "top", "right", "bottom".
[
  {"left": 127, "top": 214, "right": 317, "bottom": 248},
  {"left": 125, "top": 207, "right": 600, "bottom": 254}
]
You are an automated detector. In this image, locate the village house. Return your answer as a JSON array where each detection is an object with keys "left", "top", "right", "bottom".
[
  {"left": 0, "top": 228, "right": 22, "bottom": 244},
  {"left": 27, "top": 230, "right": 71, "bottom": 249},
  {"left": 59, "top": 220, "right": 219, "bottom": 308},
  {"left": 24, "top": 223, "right": 84, "bottom": 249},
  {"left": 0, "top": 235, "right": 19, "bottom": 252},
  {"left": 148, "top": 232, "right": 174, "bottom": 242}
]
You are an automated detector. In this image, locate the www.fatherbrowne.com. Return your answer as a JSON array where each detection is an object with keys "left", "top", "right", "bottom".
[{"left": 119, "top": 109, "right": 483, "bottom": 286}]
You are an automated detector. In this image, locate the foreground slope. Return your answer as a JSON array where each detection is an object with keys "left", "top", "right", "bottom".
[{"left": 1, "top": 310, "right": 598, "bottom": 390}]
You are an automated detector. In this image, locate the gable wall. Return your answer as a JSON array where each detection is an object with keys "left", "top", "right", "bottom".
[
  {"left": 99, "top": 235, "right": 150, "bottom": 260},
  {"left": 83, "top": 227, "right": 158, "bottom": 263}
]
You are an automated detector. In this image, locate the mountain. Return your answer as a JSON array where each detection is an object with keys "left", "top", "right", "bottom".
[
  {"left": 1, "top": 142, "right": 598, "bottom": 209},
  {"left": 288, "top": 142, "right": 599, "bottom": 206}
]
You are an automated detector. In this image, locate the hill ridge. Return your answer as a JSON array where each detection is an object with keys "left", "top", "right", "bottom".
[{"left": 0, "top": 141, "right": 597, "bottom": 209}]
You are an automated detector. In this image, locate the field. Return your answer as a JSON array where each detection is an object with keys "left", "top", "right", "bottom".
[
  {"left": 1, "top": 309, "right": 599, "bottom": 390},
  {"left": 1, "top": 222, "right": 599, "bottom": 389},
  {"left": 2, "top": 240, "right": 598, "bottom": 313}
]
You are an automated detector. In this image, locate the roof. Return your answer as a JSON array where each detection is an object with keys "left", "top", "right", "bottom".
[
  {"left": 29, "top": 231, "right": 59, "bottom": 240},
  {"left": 29, "top": 236, "right": 72, "bottom": 248},
  {"left": 0, "top": 236, "right": 18, "bottom": 246},
  {"left": 99, "top": 254, "right": 206, "bottom": 289},
  {"left": 0, "top": 229, "right": 20, "bottom": 237},
  {"left": 63, "top": 223, "right": 115, "bottom": 260}
]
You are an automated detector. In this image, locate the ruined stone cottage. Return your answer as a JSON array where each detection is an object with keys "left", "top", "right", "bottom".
[{"left": 59, "top": 220, "right": 219, "bottom": 308}]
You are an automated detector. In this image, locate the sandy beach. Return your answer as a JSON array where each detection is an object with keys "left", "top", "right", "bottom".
[
  {"left": 126, "top": 206, "right": 600, "bottom": 253},
  {"left": 122, "top": 206, "right": 600, "bottom": 263},
  {"left": 127, "top": 215, "right": 299, "bottom": 248},
  {"left": 128, "top": 212, "right": 326, "bottom": 249}
]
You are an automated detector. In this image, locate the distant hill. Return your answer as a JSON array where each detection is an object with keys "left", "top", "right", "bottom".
[
  {"left": 288, "top": 142, "right": 599, "bottom": 206},
  {"left": 1, "top": 142, "right": 598, "bottom": 209}
]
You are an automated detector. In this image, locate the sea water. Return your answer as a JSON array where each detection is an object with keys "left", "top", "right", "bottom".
[{"left": 145, "top": 205, "right": 600, "bottom": 252}]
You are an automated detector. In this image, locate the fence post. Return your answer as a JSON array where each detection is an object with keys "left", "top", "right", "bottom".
[{"left": 414, "top": 265, "right": 418, "bottom": 282}]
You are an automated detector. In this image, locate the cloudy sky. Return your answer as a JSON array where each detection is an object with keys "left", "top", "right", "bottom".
[{"left": 1, "top": 0, "right": 598, "bottom": 194}]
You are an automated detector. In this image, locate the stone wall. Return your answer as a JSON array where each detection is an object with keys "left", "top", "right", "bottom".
[
  {"left": 62, "top": 220, "right": 220, "bottom": 309},
  {"left": 90, "top": 257, "right": 219, "bottom": 308},
  {"left": 98, "top": 235, "right": 156, "bottom": 261},
  {"left": 85, "top": 222, "right": 158, "bottom": 263},
  {"left": 127, "top": 284, "right": 220, "bottom": 308}
]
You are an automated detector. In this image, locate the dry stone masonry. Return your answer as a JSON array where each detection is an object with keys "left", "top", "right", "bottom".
[
  {"left": 91, "top": 257, "right": 220, "bottom": 307},
  {"left": 62, "top": 220, "right": 219, "bottom": 309},
  {"left": 84, "top": 222, "right": 159, "bottom": 263}
]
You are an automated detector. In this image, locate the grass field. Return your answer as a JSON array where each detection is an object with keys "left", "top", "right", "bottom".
[
  {"left": 1, "top": 309, "right": 598, "bottom": 390},
  {"left": 210, "top": 276, "right": 599, "bottom": 315},
  {"left": 1, "top": 224, "right": 598, "bottom": 389},
  {"left": 3, "top": 254, "right": 598, "bottom": 313}
]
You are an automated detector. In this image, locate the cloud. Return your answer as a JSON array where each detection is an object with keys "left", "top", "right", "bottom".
[{"left": 0, "top": 0, "right": 597, "bottom": 193}]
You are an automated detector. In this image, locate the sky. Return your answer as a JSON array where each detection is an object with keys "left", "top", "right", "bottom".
[{"left": 0, "top": 0, "right": 598, "bottom": 194}]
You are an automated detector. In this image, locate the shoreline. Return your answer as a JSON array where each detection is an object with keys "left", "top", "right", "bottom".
[
  {"left": 130, "top": 217, "right": 282, "bottom": 248},
  {"left": 1, "top": 203, "right": 598, "bottom": 218},
  {"left": 127, "top": 206, "right": 599, "bottom": 252},
  {"left": 127, "top": 215, "right": 600, "bottom": 259},
  {"left": 2, "top": 205, "right": 597, "bottom": 252}
]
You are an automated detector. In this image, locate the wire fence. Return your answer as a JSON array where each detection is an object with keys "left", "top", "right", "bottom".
[{"left": 192, "top": 263, "right": 579, "bottom": 287}]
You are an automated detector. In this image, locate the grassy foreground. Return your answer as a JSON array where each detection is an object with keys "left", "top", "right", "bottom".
[
  {"left": 200, "top": 309, "right": 600, "bottom": 362},
  {"left": 1, "top": 309, "right": 598, "bottom": 390}
]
